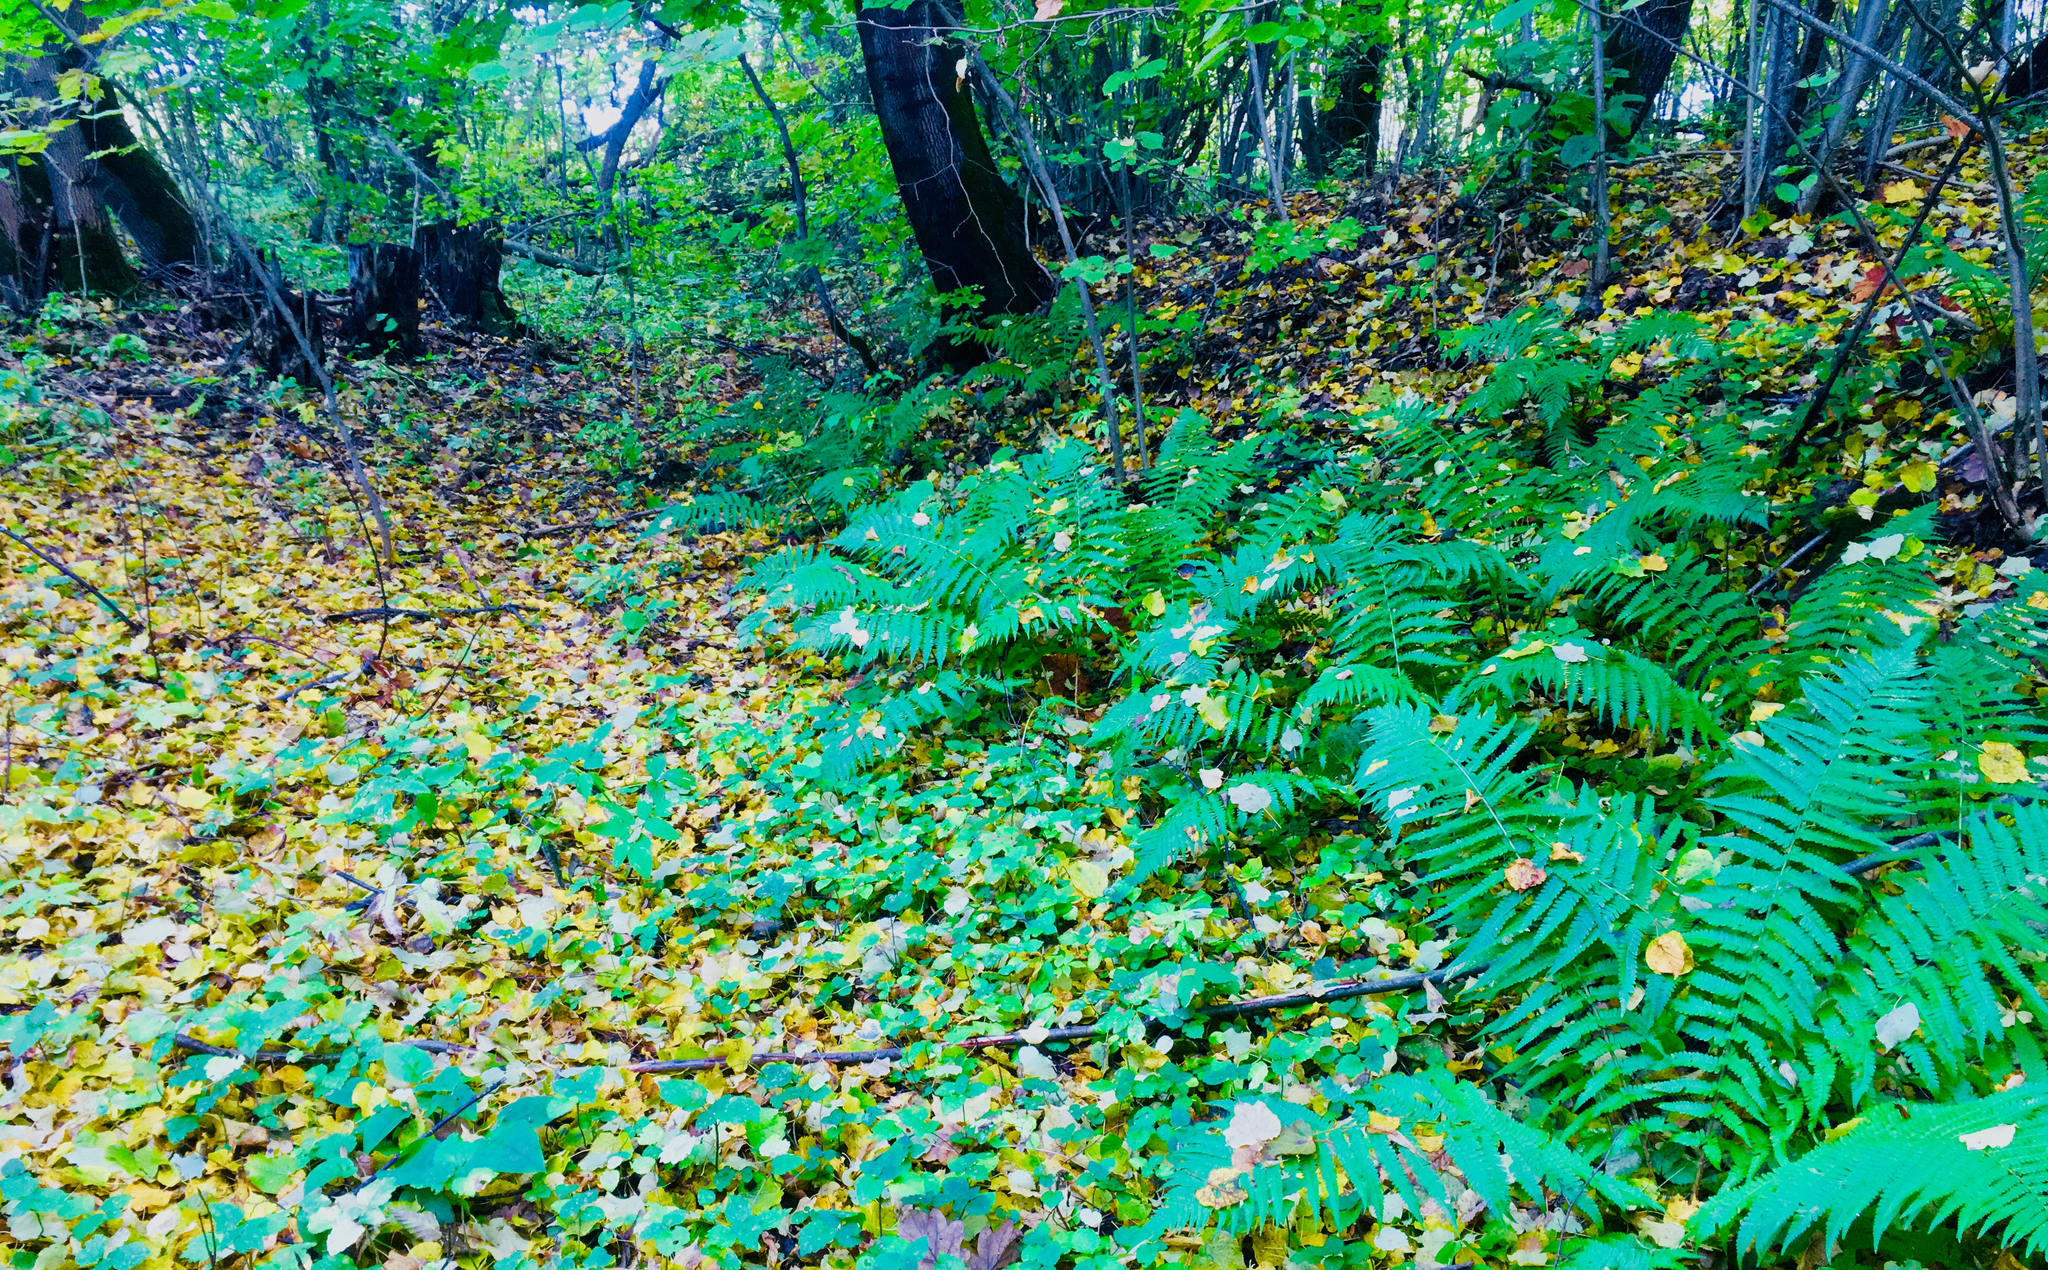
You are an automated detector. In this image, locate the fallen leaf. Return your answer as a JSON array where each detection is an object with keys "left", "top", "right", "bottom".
[
  {"left": 1874, "top": 1002, "right": 1920, "bottom": 1051},
  {"left": 1646, "top": 931, "right": 1695, "bottom": 976},
  {"left": 1980, "top": 741, "right": 2029, "bottom": 784},
  {"left": 1222, "top": 1100, "right": 1284, "bottom": 1151},
  {"left": 1504, "top": 858, "right": 1547, "bottom": 891},
  {"left": 1960, "top": 1123, "right": 2017, "bottom": 1150}
]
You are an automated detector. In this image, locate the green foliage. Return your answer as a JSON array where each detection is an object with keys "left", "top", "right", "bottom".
[
  {"left": 733, "top": 289, "right": 2048, "bottom": 1261},
  {"left": 1695, "top": 1084, "right": 2048, "bottom": 1258}
]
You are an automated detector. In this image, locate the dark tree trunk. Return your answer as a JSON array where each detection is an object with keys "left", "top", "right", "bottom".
[
  {"left": 1313, "top": 40, "right": 1389, "bottom": 175},
  {"left": 7, "top": 49, "right": 134, "bottom": 297},
  {"left": 1604, "top": 0, "right": 1695, "bottom": 136},
  {"left": 345, "top": 242, "right": 424, "bottom": 359},
  {"left": 2003, "top": 32, "right": 2048, "bottom": 99},
  {"left": 238, "top": 253, "right": 325, "bottom": 386},
  {"left": 37, "top": 130, "right": 136, "bottom": 297},
  {"left": 419, "top": 221, "right": 521, "bottom": 334},
  {"left": 855, "top": 0, "right": 1055, "bottom": 368},
  {"left": 73, "top": 80, "right": 203, "bottom": 273}
]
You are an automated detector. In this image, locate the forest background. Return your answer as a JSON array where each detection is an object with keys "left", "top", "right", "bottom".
[{"left": 4, "top": 0, "right": 2048, "bottom": 1268}]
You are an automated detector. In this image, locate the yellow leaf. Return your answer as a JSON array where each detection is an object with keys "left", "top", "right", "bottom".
[
  {"left": 1145, "top": 590, "right": 1166, "bottom": 617},
  {"left": 1366, "top": 1110, "right": 1402, "bottom": 1134},
  {"left": 1068, "top": 860, "right": 1109, "bottom": 898},
  {"left": 172, "top": 785, "right": 212, "bottom": 810},
  {"left": 350, "top": 1080, "right": 388, "bottom": 1117},
  {"left": 1881, "top": 179, "right": 1924, "bottom": 204},
  {"left": 1645, "top": 931, "right": 1695, "bottom": 977},
  {"left": 1899, "top": 458, "right": 1937, "bottom": 493},
  {"left": 1749, "top": 701, "right": 1784, "bottom": 723},
  {"left": 1979, "top": 741, "right": 2030, "bottom": 784},
  {"left": 1499, "top": 640, "right": 1547, "bottom": 660},
  {"left": 1639, "top": 553, "right": 1667, "bottom": 572}
]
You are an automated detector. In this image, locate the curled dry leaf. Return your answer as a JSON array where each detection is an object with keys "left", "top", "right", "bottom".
[{"left": 1504, "top": 857, "right": 1547, "bottom": 891}]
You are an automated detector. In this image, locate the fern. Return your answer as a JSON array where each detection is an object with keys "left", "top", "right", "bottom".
[
  {"left": 1693, "top": 1084, "right": 2048, "bottom": 1259},
  {"left": 1140, "top": 1069, "right": 1645, "bottom": 1249}
]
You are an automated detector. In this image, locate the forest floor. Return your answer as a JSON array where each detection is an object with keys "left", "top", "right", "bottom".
[{"left": 0, "top": 132, "right": 2039, "bottom": 1270}]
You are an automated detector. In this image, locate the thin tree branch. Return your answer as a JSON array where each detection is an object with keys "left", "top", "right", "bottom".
[
  {"left": 0, "top": 527, "right": 140, "bottom": 629},
  {"left": 735, "top": 52, "right": 881, "bottom": 377}
]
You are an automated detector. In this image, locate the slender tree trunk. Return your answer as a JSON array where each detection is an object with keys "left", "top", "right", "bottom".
[
  {"left": 1587, "top": 2, "right": 1614, "bottom": 307},
  {"left": 1605, "top": 0, "right": 1697, "bottom": 135},
  {"left": 737, "top": 51, "right": 880, "bottom": 377},
  {"left": 582, "top": 58, "right": 667, "bottom": 231},
  {"left": 1247, "top": 43, "right": 1289, "bottom": 219},
  {"left": 1860, "top": 0, "right": 1961, "bottom": 185},
  {"left": 1800, "top": 0, "right": 1889, "bottom": 213},
  {"left": 970, "top": 53, "right": 1125, "bottom": 479},
  {"left": 855, "top": 0, "right": 1055, "bottom": 369}
]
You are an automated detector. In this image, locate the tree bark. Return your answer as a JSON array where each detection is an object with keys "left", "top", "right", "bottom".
[
  {"left": 419, "top": 221, "right": 521, "bottom": 334},
  {"left": 581, "top": 58, "right": 667, "bottom": 227},
  {"left": 1799, "top": 0, "right": 1889, "bottom": 213},
  {"left": 855, "top": 0, "right": 1055, "bottom": 368},
  {"left": 36, "top": 124, "right": 136, "bottom": 296},
  {"left": 345, "top": 242, "right": 424, "bottom": 359},
  {"left": 1313, "top": 39, "right": 1389, "bottom": 176},
  {"left": 72, "top": 79, "right": 203, "bottom": 272},
  {"left": 1604, "top": 0, "right": 1696, "bottom": 136}
]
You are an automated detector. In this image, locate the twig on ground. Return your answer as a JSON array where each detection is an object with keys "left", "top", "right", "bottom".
[
  {"left": 1, "top": 527, "right": 141, "bottom": 629},
  {"left": 521, "top": 508, "right": 663, "bottom": 537},
  {"left": 323, "top": 604, "right": 540, "bottom": 624}
]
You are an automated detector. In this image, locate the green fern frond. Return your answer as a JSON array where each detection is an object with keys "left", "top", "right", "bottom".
[{"left": 1693, "top": 1084, "right": 2048, "bottom": 1258}]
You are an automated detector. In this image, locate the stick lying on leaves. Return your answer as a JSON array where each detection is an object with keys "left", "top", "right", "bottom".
[
  {"left": 169, "top": 964, "right": 1477, "bottom": 1072},
  {"left": 520, "top": 508, "right": 664, "bottom": 538},
  {"left": 324, "top": 604, "right": 540, "bottom": 624},
  {"left": 1, "top": 527, "right": 142, "bottom": 630},
  {"left": 167, "top": 827, "right": 1959, "bottom": 1072}
]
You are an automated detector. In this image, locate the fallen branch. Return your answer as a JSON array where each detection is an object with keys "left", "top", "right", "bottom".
[
  {"left": 1872, "top": 159, "right": 1992, "bottom": 197},
  {"left": 504, "top": 239, "right": 617, "bottom": 278},
  {"left": 323, "top": 604, "right": 540, "bottom": 624},
  {"left": 0, "top": 527, "right": 141, "bottom": 630},
  {"left": 164, "top": 824, "right": 1946, "bottom": 1075},
  {"left": 520, "top": 508, "right": 663, "bottom": 537}
]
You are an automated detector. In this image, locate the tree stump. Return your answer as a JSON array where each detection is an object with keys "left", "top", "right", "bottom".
[
  {"left": 419, "top": 221, "right": 521, "bottom": 335},
  {"left": 345, "top": 242, "right": 424, "bottom": 359}
]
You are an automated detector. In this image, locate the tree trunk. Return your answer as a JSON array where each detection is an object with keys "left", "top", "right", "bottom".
[
  {"left": 1314, "top": 40, "right": 1389, "bottom": 176},
  {"left": 345, "top": 242, "right": 424, "bottom": 359},
  {"left": 1861, "top": 0, "right": 1961, "bottom": 185},
  {"left": 6, "top": 49, "right": 134, "bottom": 296},
  {"left": 240, "top": 252, "right": 325, "bottom": 386},
  {"left": 855, "top": 0, "right": 1055, "bottom": 368},
  {"left": 1604, "top": 0, "right": 1696, "bottom": 136},
  {"left": 37, "top": 126, "right": 136, "bottom": 296},
  {"left": 1799, "top": 0, "right": 1888, "bottom": 213},
  {"left": 419, "top": 221, "right": 521, "bottom": 334},
  {"left": 1754, "top": 0, "right": 1807, "bottom": 210},
  {"left": 73, "top": 80, "right": 203, "bottom": 273}
]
